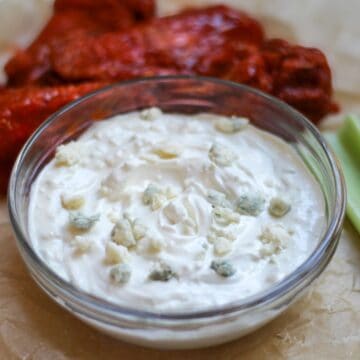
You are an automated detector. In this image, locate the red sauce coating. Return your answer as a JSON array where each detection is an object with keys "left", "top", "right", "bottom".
[
  {"left": 5, "top": 0, "right": 155, "bottom": 86},
  {"left": 261, "top": 39, "right": 338, "bottom": 121},
  {"left": 54, "top": 0, "right": 155, "bottom": 21},
  {"left": 50, "top": 6, "right": 264, "bottom": 81},
  {"left": 0, "top": 82, "right": 104, "bottom": 192},
  {"left": 49, "top": 6, "right": 336, "bottom": 122}
]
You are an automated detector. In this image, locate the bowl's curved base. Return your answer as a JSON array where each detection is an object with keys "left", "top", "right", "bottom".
[{"left": 76, "top": 309, "right": 283, "bottom": 350}]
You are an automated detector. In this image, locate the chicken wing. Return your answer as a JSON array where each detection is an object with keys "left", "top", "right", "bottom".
[
  {"left": 49, "top": 6, "right": 336, "bottom": 121},
  {"left": 5, "top": 0, "right": 156, "bottom": 86},
  {"left": 50, "top": 6, "right": 264, "bottom": 81},
  {"left": 0, "top": 82, "right": 104, "bottom": 192}
]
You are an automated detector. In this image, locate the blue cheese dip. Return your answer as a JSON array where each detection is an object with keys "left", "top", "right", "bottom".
[{"left": 28, "top": 108, "right": 325, "bottom": 312}]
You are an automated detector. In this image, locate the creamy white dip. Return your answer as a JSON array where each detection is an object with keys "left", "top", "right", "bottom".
[{"left": 28, "top": 109, "right": 325, "bottom": 312}]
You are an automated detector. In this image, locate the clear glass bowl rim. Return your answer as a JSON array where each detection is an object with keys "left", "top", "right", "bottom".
[{"left": 8, "top": 75, "right": 346, "bottom": 322}]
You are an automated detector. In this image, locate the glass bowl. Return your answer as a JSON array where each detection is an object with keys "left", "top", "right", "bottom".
[{"left": 8, "top": 76, "right": 346, "bottom": 349}]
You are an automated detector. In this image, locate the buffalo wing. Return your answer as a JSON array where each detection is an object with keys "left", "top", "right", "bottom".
[
  {"left": 261, "top": 39, "right": 338, "bottom": 121},
  {"left": 5, "top": 0, "right": 155, "bottom": 86},
  {"left": 0, "top": 82, "right": 104, "bottom": 191},
  {"left": 51, "top": 6, "right": 264, "bottom": 82},
  {"left": 49, "top": 6, "right": 336, "bottom": 122}
]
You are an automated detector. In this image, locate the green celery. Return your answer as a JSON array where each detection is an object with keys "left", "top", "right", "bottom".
[{"left": 324, "top": 115, "right": 360, "bottom": 234}]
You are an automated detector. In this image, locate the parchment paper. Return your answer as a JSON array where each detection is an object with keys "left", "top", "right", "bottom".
[{"left": 0, "top": 1, "right": 359, "bottom": 358}]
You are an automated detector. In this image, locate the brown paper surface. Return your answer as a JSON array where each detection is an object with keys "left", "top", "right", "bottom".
[
  {"left": 1, "top": 203, "right": 360, "bottom": 359},
  {"left": 0, "top": 0, "right": 359, "bottom": 358}
]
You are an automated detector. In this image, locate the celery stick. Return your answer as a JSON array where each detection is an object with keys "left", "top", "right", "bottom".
[
  {"left": 339, "top": 114, "right": 360, "bottom": 160},
  {"left": 324, "top": 115, "right": 360, "bottom": 234}
]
